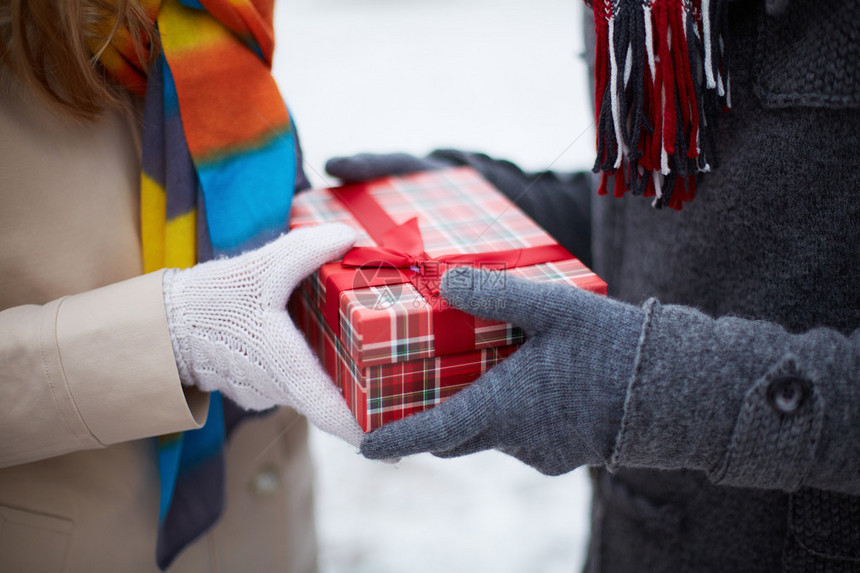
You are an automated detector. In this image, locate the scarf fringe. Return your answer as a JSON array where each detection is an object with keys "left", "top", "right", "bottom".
[{"left": 591, "top": 0, "right": 730, "bottom": 209}]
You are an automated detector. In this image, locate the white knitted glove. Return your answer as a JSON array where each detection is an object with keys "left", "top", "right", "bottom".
[{"left": 162, "top": 223, "right": 364, "bottom": 448}]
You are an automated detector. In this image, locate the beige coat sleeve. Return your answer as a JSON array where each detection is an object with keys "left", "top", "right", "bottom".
[{"left": 0, "top": 270, "right": 209, "bottom": 468}]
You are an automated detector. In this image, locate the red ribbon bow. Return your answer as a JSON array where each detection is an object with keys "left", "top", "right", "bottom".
[{"left": 341, "top": 216, "right": 571, "bottom": 302}]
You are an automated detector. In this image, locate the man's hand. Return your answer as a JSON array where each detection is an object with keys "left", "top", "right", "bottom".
[
  {"left": 325, "top": 152, "right": 451, "bottom": 182},
  {"left": 360, "top": 266, "right": 645, "bottom": 475}
]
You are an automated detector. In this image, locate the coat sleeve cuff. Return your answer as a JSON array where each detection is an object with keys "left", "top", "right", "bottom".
[
  {"left": 56, "top": 270, "right": 209, "bottom": 445},
  {"left": 607, "top": 298, "right": 667, "bottom": 473},
  {"left": 607, "top": 300, "right": 827, "bottom": 492}
]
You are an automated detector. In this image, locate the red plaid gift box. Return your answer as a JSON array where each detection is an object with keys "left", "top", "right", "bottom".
[{"left": 288, "top": 166, "right": 606, "bottom": 431}]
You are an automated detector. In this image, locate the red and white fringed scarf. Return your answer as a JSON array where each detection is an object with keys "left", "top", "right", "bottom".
[{"left": 589, "top": 0, "right": 731, "bottom": 209}]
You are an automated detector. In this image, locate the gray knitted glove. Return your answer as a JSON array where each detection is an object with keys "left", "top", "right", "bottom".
[
  {"left": 360, "top": 267, "right": 646, "bottom": 475},
  {"left": 325, "top": 153, "right": 451, "bottom": 182}
]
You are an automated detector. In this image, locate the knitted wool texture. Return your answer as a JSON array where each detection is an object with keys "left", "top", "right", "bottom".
[
  {"left": 361, "top": 267, "right": 646, "bottom": 474},
  {"left": 162, "top": 223, "right": 364, "bottom": 447},
  {"left": 589, "top": 0, "right": 731, "bottom": 209}
]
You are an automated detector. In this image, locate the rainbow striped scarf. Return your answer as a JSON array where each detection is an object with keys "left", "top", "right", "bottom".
[{"left": 93, "top": 0, "right": 303, "bottom": 568}]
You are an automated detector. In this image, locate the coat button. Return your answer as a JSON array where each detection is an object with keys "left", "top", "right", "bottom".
[
  {"left": 767, "top": 376, "right": 807, "bottom": 415},
  {"left": 251, "top": 467, "right": 280, "bottom": 496}
]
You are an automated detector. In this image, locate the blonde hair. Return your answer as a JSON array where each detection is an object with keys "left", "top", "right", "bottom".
[{"left": 0, "top": 0, "right": 158, "bottom": 120}]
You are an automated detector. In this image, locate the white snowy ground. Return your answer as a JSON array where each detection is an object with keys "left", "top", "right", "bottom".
[{"left": 272, "top": 1, "right": 596, "bottom": 571}]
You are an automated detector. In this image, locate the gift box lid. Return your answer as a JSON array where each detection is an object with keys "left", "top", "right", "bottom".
[{"left": 290, "top": 166, "right": 606, "bottom": 368}]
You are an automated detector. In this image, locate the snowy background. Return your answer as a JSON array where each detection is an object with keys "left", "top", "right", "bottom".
[{"left": 272, "top": 1, "right": 596, "bottom": 571}]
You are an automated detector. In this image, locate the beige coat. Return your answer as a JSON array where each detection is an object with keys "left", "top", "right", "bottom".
[{"left": 0, "top": 75, "right": 317, "bottom": 572}]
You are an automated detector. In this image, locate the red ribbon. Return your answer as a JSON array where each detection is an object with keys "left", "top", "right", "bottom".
[{"left": 321, "top": 181, "right": 573, "bottom": 357}]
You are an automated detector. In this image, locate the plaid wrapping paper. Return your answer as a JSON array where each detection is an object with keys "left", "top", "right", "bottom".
[
  {"left": 289, "top": 285, "right": 517, "bottom": 432},
  {"left": 290, "top": 167, "right": 607, "bottom": 369}
]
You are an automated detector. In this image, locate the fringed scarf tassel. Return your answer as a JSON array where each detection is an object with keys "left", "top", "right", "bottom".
[{"left": 591, "top": 0, "right": 730, "bottom": 209}]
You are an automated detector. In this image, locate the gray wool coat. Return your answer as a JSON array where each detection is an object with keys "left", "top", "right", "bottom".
[{"left": 431, "top": 0, "right": 860, "bottom": 570}]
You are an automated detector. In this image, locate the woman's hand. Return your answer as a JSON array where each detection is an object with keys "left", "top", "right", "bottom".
[{"left": 162, "top": 223, "right": 364, "bottom": 447}]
